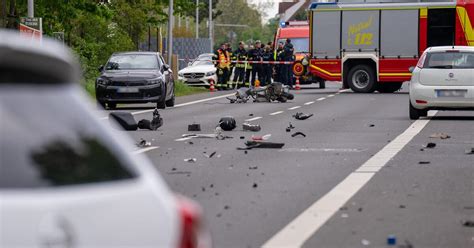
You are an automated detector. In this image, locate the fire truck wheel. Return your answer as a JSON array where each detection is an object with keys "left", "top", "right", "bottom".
[
  {"left": 377, "top": 82, "right": 403, "bottom": 93},
  {"left": 347, "top": 65, "right": 376, "bottom": 93},
  {"left": 319, "top": 80, "right": 326, "bottom": 89}
]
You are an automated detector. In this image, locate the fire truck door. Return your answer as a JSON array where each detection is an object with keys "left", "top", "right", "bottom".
[{"left": 427, "top": 8, "right": 455, "bottom": 47}]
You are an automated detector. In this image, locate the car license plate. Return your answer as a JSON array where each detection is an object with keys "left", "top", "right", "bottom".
[
  {"left": 436, "top": 89, "right": 467, "bottom": 97},
  {"left": 117, "top": 87, "right": 139, "bottom": 93}
]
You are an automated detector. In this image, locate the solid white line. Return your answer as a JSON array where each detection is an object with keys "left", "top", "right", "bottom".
[
  {"left": 304, "top": 101, "right": 314, "bottom": 105},
  {"left": 132, "top": 146, "right": 159, "bottom": 154},
  {"left": 100, "top": 93, "right": 234, "bottom": 120},
  {"left": 316, "top": 97, "right": 326, "bottom": 101},
  {"left": 245, "top": 116, "right": 263, "bottom": 122},
  {"left": 288, "top": 106, "right": 301, "bottom": 110},
  {"left": 262, "top": 112, "right": 437, "bottom": 248},
  {"left": 269, "top": 111, "right": 284, "bottom": 116},
  {"left": 327, "top": 94, "right": 335, "bottom": 98},
  {"left": 338, "top": 89, "right": 351, "bottom": 93}
]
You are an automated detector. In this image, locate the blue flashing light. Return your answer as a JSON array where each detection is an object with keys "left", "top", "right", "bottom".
[{"left": 280, "top": 21, "right": 286, "bottom": 28}]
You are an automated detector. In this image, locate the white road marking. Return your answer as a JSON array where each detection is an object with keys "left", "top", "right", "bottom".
[
  {"left": 288, "top": 106, "right": 301, "bottom": 110},
  {"left": 262, "top": 112, "right": 437, "bottom": 248},
  {"left": 316, "top": 97, "right": 326, "bottom": 101},
  {"left": 327, "top": 94, "right": 335, "bottom": 98},
  {"left": 269, "top": 111, "right": 284, "bottom": 116},
  {"left": 100, "top": 93, "right": 234, "bottom": 120},
  {"left": 132, "top": 146, "right": 159, "bottom": 154},
  {"left": 338, "top": 89, "right": 351, "bottom": 93},
  {"left": 304, "top": 101, "right": 315, "bottom": 105},
  {"left": 245, "top": 116, "right": 263, "bottom": 122},
  {"left": 279, "top": 148, "right": 365, "bottom": 153}
]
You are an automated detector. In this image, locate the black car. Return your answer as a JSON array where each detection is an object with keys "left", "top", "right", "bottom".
[{"left": 96, "top": 52, "right": 175, "bottom": 109}]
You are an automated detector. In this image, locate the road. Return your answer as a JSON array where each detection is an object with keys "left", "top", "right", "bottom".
[{"left": 99, "top": 82, "right": 474, "bottom": 248}]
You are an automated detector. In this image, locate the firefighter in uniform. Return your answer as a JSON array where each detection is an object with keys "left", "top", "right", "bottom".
[
  {"left": 248, "top": 40, "right": 264, "bottom": 87},
  {"left": 244, "top": 44, "right": 253, "bottom": 87},
  {"left": 213, "top": 43, "right": 230, "bottom": 90},
  {"left": 273, "top": 42, "right": 284, "bottom": 83},
  {"left": 232, "top": 41, "right": 247, "bottom": 89},
  {"left": 281, "top": 39, "right": 295, "bottom": 88},
  {"left": 261, "top": 45, "right": 274, "bottom": 86},
  {"left": 225, "top": 42, "right": 234, "bottom": 89}
]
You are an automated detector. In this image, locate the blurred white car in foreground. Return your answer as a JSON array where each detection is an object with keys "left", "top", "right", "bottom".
[
  {"left": 409, "top": 46, "right": 474, "bottom": 119},
  {"left": 178, "top": 53, "right": 217, "bottom": 87},
  {"left": 0, "top": 30, "right": 210, "bottom": 248}
]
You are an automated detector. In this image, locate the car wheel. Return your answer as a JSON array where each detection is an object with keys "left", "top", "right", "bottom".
[
  {"left": 319, "top": 79, "right": 326, "bottom": 89},
  {"left": 378, "top": 82, "right": 403, "bottom": 93},
  {"left": 166, "top": 95, "right": 175, "bottom": 107},
  {"left": 107, "top": 102, "right": 117, "bottom": 109},
  {"left": 347, "top": 65, "right": 377, "bottom": 93},
  {"left": 409, "top": 100, "right": 427, "bottom": 120},
  {"left": 97, "top": 100, "right": 106, "bottom": 109}
]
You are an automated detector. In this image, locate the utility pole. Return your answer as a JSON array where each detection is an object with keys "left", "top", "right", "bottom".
[
  {"left": 27, "top": 0, "right": 34, "bottom": 17},
  {"left": 167, "top": 0, "right": 173, "bottom": 64},
  {"left": 209, "top": 0, "right": 213, "bottom": 52},
  {"left": 195, "top": 0, "right": 199, "bottom": 39}
]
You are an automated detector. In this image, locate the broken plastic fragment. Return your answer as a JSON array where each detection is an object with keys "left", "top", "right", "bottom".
[
  {"left": 136, "top": 138, "right": 151, "bottom": 148},
  {"left": 429, "top": 133, "right": 450, "bottom": 139},
  {"left": 425, "top": 142, "right": 436, "bottom": 148},
  {"left": 293, "top": 112, "right": 313, "bottom": 120},
  {"left": 184, "top": 158, "right": 197, "bottom": 163},
  {"left": 243, "top": 122, "right": 261, "bottom": 132},
  {"left": 291, "top": 132, "right": 306, "bottom": 138}
]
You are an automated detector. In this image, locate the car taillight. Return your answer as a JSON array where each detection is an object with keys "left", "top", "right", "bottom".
[
  {"left": 417, "top": 53, "right": 427, "bottom": 68},
  {"left": 176, "top": 195, "right": 211, "bottom": 248}
]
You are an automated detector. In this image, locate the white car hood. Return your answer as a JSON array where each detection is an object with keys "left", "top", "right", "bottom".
[{"left": 179, "top": 65, "right": 216, "bottom": 74}]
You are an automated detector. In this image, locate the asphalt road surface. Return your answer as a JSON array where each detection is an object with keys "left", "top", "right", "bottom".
[{"left": 99, "top": 82, "right": 474, "bottom": 248}]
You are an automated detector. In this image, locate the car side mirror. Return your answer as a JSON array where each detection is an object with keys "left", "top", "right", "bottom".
[
  {"left": 163, "top": 64, "right": 170, "bottom": 71},
  {"left": 408, "top": 66, "right": 415, "bottom": 73},
  {"left": 98, "top": 65, "right": 104, "bottom": 72}
]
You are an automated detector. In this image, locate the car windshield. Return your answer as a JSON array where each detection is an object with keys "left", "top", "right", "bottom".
[
  {"left": 425, "top": 51, "right": 474, "bottom": 69},
  {"left": 278, "top": 38, "right": 309, "bottom": 53},
  {"left": 0, "top": 85, "right": 137, "bottom": 188},
  {"left": 192, "top": 58, "right": 213, "bottom": 66},
  {"left": 106, "top": 54, "right": 159, "bottom": 70}
]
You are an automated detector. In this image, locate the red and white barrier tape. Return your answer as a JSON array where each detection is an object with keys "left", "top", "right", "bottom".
[{"left": 178, "top": 59, "right": 295, "bottom": 65}]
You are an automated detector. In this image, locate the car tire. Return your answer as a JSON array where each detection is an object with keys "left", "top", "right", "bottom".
[
  {"left": 166, "top": 95, "right": 175, "bottom": 107},
  {"left": 107, "top": 102, "right": 117, "bottom": 109},
  {"left": 319, "top": 79, "right": 326, "bottom": 89},
  {"left": 97, "top": 100, "right": 106, "bottom": 109},
  {"left": 378, "top": 82, "right": 403, "bottom": 93},
  {"left": 409, "top": 100, "right": 427, "bottom": 120},
  {"left": 347, "top": 64, "right": 377, "bottom": 93}
]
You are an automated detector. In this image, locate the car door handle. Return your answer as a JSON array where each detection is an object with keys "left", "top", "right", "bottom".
[{"left": 38, "top": 213, "right": 74, "bottom": 248}]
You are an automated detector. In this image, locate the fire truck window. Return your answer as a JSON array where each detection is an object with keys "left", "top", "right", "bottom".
[{"left": 427, "top": 9, "right": 455, "bottom": 47}]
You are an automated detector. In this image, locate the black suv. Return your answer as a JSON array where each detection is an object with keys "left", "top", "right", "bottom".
[{"left": 96, "top": 52, "right": 175, "bottom": 109}]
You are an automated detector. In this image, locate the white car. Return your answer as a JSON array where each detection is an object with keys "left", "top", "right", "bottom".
[
  {"left": 178, "top": 53, "right": 217, "bottom": 87},
  {"left": 0, "top": 31, "right": 210, "bottom": 248},
  {"left": 409, "top": 46, "right": 474, "bottom": 120}
]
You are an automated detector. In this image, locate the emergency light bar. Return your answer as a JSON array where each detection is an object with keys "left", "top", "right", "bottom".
[{"left": 280, "top": 20, "right": 309, "bottom": 28}]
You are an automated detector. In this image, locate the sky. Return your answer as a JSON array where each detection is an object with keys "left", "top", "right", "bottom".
[{"left": 247, "top": 0, "right": 284, "bottom": 23}]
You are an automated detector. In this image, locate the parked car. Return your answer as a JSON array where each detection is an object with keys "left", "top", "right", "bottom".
[
  {"left": 409, "top": 46, "right": 474, "bottom": 120},
  {"left": 0, "top": 30, "right": 210, "bottom": 248},
  {"left": 96, "top": 51, "right": 175, "bottom": 109},
  {"left": 178, "top": 53, "right": 217, "bottom": 87}
]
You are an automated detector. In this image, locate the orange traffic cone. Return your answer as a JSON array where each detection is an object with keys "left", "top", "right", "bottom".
[
  {"left": 209, "top": 79, "right": 216, "bottom": 92},
  {"left": 255, "top": 79, "right": 260, "bottom": 88},
  {"left": 295, "top": 77, "right": 301, "bottom": 90}
]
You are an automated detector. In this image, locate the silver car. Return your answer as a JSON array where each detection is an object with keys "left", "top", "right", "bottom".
[{"left": 409, "top": 46, "right": 474, "bottom": 120}]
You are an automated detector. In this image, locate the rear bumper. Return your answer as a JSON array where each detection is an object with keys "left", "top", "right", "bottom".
[
  {"left": 409, "top": 82, "right": 474, "bottom": 110},
  {"left": 96, "top": 84, "right": 165, "bottom": 103}
]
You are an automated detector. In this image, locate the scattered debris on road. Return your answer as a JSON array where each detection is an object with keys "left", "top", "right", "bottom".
[
  {"left": 293, "top": 112, "right": 313, "bottom": 120},
  {"left": 184, "top": 158, "right": 197, "bottom": 163},
  {"left": 462, "top": 220, "right": 474, "bottom": 227},
  {"left": 387, "top": 235, "right": 397, "bottom": 245},
  {"left": 188, "top": 123, "right": 201, "bottom": 132},
  {"left": 238, "top": 141, "right": 285, "bottom": 150},
  {"left": 425, "top": 142, "right": 436, "bottom": 148},
  {"left": 227, "top": 83, "right": 295, "bottom": 103},
  {"left": 252, "top": 183, "right": 258, "bottom": 188},
  {"left": 109, "top": 112, "right": 138, "bottom": 131},
  {"left": 203, "top": 151, "right": 217, "bottom": 158},
  {"left": 251, "top": 134, "right": 271, "bottom": 141},
  {"left": 465, "top": 148, "right": 474, "bottom": 155},
  {"left": 361, "top": 239, "right": 371, "bottom": 246},
  {"left": 243, "top": 122, "right": 261, "bottom": 132},
  {"left": 429, "top": 133, "right": 450, "bottom": 139},
  {"left": 249, "top": 166, "right": 258, "bottom": 170},
  {"left": 418, "top": 161, "right": 431, "bottom": 165},
  {"left": 291, "top": 132, "right": 306, "bottom": 138},
  {"left": 399, "top": 204, "right": 406, "bottom": 209},
  {"left": 137, "top": 108, "right": 163, "bottom": 130},
  {"left": 136, "top": 138, "right": 151, "bottom": 148},
  {"left": 368, "top": 124, "right": 375, "bottom": 127},
  {"left": 240, "top": 136, "right": 245, "bottom": 139},
  {"left": 249, "top": 113, "right": 254, "bottom": 117}
]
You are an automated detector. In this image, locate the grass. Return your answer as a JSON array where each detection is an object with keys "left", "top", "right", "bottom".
[{"left": 83, "top": 79, "right": 208, "bottom": 98}]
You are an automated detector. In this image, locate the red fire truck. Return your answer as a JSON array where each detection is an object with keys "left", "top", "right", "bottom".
[
  {"left": 308, "top": 0, "right": 474, "bottom": 93},
  {"left": 274, "top": 21, "right": 326, "bottom": 88}
]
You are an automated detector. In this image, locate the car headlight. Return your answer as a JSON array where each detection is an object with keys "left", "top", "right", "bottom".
[
  {"left": 178, "top": 72, "right": 184, "bottom": 77},
  {"left": 302, "top": 57, "right": 309, "bottom": 66},
  {"left": 148, "top": 79, "right": 163, "bottom": 85},
  {"left": 206, "top": 71, "right": 215, "bottom": 76},
  {"left": 97, "top": 78, "right": 109, "bottom": 86}
]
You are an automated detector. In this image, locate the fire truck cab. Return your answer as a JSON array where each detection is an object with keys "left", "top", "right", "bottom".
[
  {"left": 275, "top": 20, "right": 326, "bottom": 88},
  {"left": 309, "top": 0, "right": 474, "bottom": 93}
]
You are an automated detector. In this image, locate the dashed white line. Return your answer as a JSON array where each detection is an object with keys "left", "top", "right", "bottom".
[
  {"left": 304, "top": 101, "right": 315, "bottom": 105},
  {"left": 100, "top": 93, "right": 234, "bottom": 120},
  {"left": 132, "top": 146, "right": 159, "bottom": 154},
  {"left": 245, "top": 116, "right": 263, "bottom": 122},
  {"left": 316, "top": 97, "right": 326, "bottom": 101},
  {"left": 327, "top": 94, "right": 335, "bottom": 98},
  {"left": 288, "top": 106, "right": 301, "bottom": 110},
  {"left": 269, "top": 111, "right": 284, "bottom": 116},
  {"left": 262, "top": 112, "right": 437, "bottom": 248}
]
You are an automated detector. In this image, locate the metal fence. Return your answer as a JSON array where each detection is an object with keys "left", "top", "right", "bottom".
[{"left": 140, "top": 37, "right": 211, "bottom": 70}]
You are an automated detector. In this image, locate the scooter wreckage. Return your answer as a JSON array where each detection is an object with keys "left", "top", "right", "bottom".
[{"left": 227, "top": 82, "right": 295, "bottom": 104}]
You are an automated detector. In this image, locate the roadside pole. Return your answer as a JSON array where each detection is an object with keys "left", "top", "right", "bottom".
[
  {"left": 209, "top": 0, "right": 213, "bottom": 52},
  {"left": 196, "top": 0, "right": 199, "bottom": 39},
  {"left": 167, "top": 0, "right": 173, "bottom": 64},
  {"left": 28, "top": 0, "right": 34, "bottom": 18}
]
